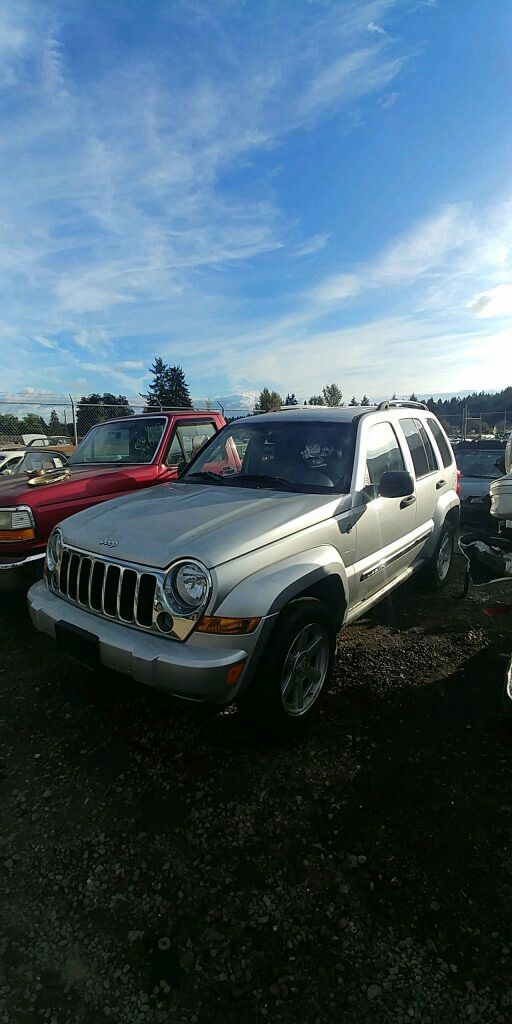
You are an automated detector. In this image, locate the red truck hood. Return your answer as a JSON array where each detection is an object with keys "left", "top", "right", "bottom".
[{"left": 0, "top": 465, "right": 148, "bottom": 509}]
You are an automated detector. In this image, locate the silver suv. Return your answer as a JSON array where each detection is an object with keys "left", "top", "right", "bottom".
[{"left": 28, "top": 401, "right": 459, "bottom": 737}]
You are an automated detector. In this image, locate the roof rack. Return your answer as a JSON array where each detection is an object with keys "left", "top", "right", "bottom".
[{"left": 377, "top": 399, "right": 428, "bottom": 411}]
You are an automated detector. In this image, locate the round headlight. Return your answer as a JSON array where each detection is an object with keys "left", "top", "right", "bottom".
[
  {"left": 46, "top": 529, "right": 63, "bottom": 572},
  {"left": 163, "top": 560, "right": 211, "bottom": 613}
]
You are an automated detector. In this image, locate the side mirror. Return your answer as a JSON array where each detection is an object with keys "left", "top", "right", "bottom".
[
  {"left": 495, "top": 456, "right": 506, "bottom": 474},
  {"left": 379, "top": 470, "right": 415, "bottom": 499}
]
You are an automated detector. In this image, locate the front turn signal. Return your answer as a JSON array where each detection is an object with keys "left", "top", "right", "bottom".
[
  {"left": 196, "top": 616, "right": 261, "bottom": 635},
  {"left": 0, "top": 528, "right": 35, "bottom": 542}
]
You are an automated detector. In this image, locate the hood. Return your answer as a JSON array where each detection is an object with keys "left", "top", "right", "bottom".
[
  {"left": 59, "top": 482, "right": 350, "bottom": 569},
  {"left": 0, "top": 465, "right": 153, "bottom": 509}
]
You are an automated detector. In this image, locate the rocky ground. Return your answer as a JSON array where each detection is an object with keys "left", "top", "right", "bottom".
[{"left": 1, "top": 555, "right": 512, "bottom": 1024}]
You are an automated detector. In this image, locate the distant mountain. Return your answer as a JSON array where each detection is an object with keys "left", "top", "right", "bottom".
[
  {"left": 194, "top": 391, "right": 259, "bottom": 414},
  {"left": 418, "top": 390, "right": 497, "bottom": 402}
]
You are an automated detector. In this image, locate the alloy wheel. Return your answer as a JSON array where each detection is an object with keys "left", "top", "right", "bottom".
[{"left": 281, "top": 623, "right": 330, "bottom": 717}]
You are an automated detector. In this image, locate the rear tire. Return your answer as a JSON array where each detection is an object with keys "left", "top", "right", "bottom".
[
  {"left": 237, "top": 598, "right": 336, "bottom": 740},
  {"left": 423, "top": 520, "right": 455, "bottom": 590}
]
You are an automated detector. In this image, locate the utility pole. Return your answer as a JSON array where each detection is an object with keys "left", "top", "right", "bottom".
[{"left": 69, "top": 394, "right": 78, "bottom": 446}]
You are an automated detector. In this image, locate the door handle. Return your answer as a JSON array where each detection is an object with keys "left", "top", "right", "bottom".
[
  {"left": 436, "top": 479, "right": 446, "bottom": 490},
  {"left": 400, "top": 495, "right": 416, "bottom": 509}
]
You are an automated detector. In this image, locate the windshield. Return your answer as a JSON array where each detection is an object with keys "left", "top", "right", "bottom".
[
  {"left": 183, "top": 419, "right": 356, "bottom": 493},
  {"left": 70, "top": 417, "right": 166, "bottom": 466},
  {"left": 456, "top": 450, "right": 503, "bottom": 479},
  {"left": 11, "top": 451, "right": 68, "bottom": 475}
]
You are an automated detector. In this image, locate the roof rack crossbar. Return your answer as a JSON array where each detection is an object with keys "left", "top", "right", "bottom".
[{"left": 377, "top": 400, "right": 428, "bottom": 412}]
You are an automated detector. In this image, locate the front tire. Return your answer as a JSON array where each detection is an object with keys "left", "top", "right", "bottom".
[
  {"left": 237, "top": 598, "right": 336, "bottom": 739},
  {"left": 423, "top": 520, "right": 455, "bottom": 590}
]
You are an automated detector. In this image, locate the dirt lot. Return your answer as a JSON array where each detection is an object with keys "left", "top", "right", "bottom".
[{"left": 1, "top": 556, "right": 512, "bottom": 1024}]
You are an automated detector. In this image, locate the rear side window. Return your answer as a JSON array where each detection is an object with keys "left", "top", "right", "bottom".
[
  {"left": 427, "top": 418, "right": 453, "bottom": 468},
  {"left": 366, "top": 422, "right": 405, "bottom": 486},
  {"left": 400, "top": 418, "right": 438, "bottom": 478}
]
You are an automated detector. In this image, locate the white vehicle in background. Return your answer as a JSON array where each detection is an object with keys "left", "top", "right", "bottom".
[{"left": 0, "top": 450, "right": 25, "bottom": 476}]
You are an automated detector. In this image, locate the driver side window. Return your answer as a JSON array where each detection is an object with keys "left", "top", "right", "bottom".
[{"left": 365, "top": 422, "right": 405, "bottom": 487}]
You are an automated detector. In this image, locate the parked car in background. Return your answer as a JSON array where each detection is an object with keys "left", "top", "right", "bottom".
[
  {"left": 0, "top": 449, "right": 26, "bottom": 476},
  {"left": 0, "top": 448, "right": 69, "bottom": 478},
  {"left": 26, "top": 435, "right": 76, "bottom": 456},
  {"left": 456, "top": 440, "right": 506, "bottom": 524},
  {"left": 29, "top": 401, "right": 459, "bottom": 737},
  {"left": 0, "top": 410, "right": 224, "bottom": 590}
]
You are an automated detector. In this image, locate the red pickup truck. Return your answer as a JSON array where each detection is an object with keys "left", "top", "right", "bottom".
[{"left": 0, "top": 410, "right": 225, "bottom": 590}]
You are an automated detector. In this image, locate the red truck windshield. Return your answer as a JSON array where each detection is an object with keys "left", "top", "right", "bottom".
[{"left": 69, "top": 417, "right": 166, "bottom": 466}]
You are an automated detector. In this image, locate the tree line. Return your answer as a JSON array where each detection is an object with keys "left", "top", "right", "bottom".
[
  {"left": 1, "top": 363, "right": 509, "bottom": 441},
  {"left": 255, "top": 384, "right": 370, "bottom": 412}
]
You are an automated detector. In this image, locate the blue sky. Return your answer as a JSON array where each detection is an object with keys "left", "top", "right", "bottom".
[{"left": 0, "top": 0, "right": 511, "bottom": 405}]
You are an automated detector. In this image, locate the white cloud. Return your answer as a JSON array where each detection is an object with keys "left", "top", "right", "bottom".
[
  {"left": 380, "top": 90, "right": 398, "bottom": 108},
  {"left": 466, "top": 283, "right": 512, "bottom": 319},
  {"left": 294, "top": 233, "right": 331, "bottom": 257},
  {"left": 33, "top": 335, "right": 58, "bottom": 350},
  {"left": 297, "top": 47, "right": 402, "bottom": 122},
  {"left": 311, "top": 205, "right": 477, "bottom": 304},
  {"left": 368, "top": 22, "right": 387, "bottom": 35}
]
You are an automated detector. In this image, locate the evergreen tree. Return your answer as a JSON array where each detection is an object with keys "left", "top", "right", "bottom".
[
  {"left": 308, "top": 395, "right": 325, "bottom": 406},
  {"left": 285, "top": 393, "right": 298, "bottom": 406},
  {"left": 165, "top": 366, "right": 193, "bottom": 408},
  {"left": 322, "top": 383, "right": 343, "bottom": 407},
  {"left": 360, "top": 394, "right": 370, "bottom": 406},
  {"left": 409, "top": 392, "right": 418, "bottom": 402},
  {"left": 349, "top": 396, "right": 358, "bottom": 406},
  {"left": 141, "top": 358, "right": 192, "bottom": 409},
  {"left": 255, "top": 388, "right": 282, "bottom": 412},
  {"left": 141, "top": 357, "right": 172, "bottom": 408}
]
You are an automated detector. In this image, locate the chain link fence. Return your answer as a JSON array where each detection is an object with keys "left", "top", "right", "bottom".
[
  {"left": 437, "top": 411, "right": 509, "bottom": 440},
  {"left": 0, "top": 397, "right": 252, "bottom": 447},
  {"left": 0, "top": 395, "right": 509, "bottom": 449}
]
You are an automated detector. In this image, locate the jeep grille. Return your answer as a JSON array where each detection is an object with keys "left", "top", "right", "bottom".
[{"left": 54, "top": 548, "right": 157, "bottom": 629}]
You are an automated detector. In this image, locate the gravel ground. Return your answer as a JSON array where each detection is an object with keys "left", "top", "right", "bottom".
[{"left": 1, "top": 556, "right": 512, "bottom": 1024}]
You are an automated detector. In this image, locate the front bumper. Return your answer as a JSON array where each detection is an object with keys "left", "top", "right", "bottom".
[
  {"left": 28, "top": 581, "right": 273, "bottom": 703},
  {"left": 0, "top": 551, "right": 45, "bottom": 591}
]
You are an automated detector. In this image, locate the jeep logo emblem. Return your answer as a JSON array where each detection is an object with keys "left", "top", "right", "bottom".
[{"left": 99, "top": 537, "right": 119, "bottom": 549}]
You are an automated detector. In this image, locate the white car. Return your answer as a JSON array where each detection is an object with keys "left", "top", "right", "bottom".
[{"left": 0, "top": 450, "right": 25, "bottom": 476}]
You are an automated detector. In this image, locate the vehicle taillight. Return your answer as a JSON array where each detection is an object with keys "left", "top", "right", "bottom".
[{"left": 456, "top": 469, "right": 461, "bottom": 495}]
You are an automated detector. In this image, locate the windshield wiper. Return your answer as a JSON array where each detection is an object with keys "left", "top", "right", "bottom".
[
  {"left": 185, "top": 471, "right": 226, "bottom": 484},
  {"left": 223, "top": 473, "right": 301, "bottom": 492}
]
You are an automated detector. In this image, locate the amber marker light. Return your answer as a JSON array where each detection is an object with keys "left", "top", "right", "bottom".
[
  {"left": 196, "top": 616, "right": 261, "bottom": 635},
  {"left": 226, "top": 663, "right": 245, "bottom": 686},
  {"left": 0, "top": 528, "right": 35, "bottom": 542}
]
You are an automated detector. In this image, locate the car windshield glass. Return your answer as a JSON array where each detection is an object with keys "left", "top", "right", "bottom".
[
  {"left": 183, "top": 419, "right": 356, "bottom": 493},
  {"left": 15, "top": 452, "right": 67, "bottom": 474},
  {"left": 69, "top": 417, "right": 166, "bottom": 465},
  {"left": 456, "top": 451, "right": 503, "bottom": 479}
]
